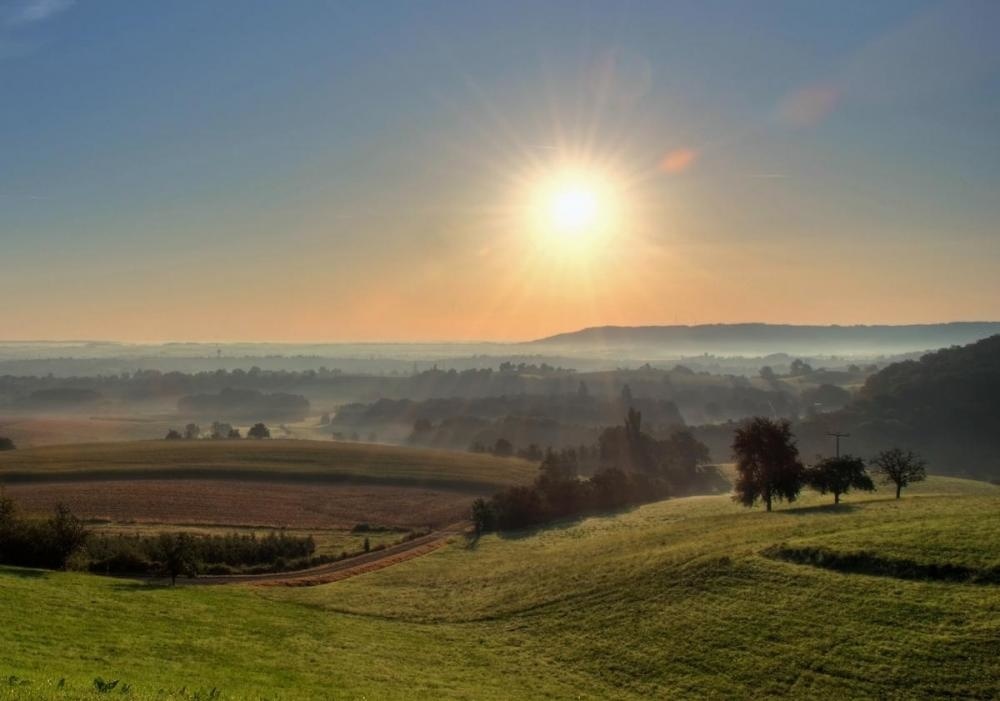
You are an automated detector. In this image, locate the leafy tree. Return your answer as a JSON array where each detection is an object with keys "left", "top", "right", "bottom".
[
  {"left": 183, "top": 423, "right": 201, "bottom": 440},
  {"left": 0, "top": 493, "right": 16, "bottom": 533},
  {"left": 620, "top": 383, "right": 634, "bottom": 406},
  {"left": 806, "top": 455, "right": 874, "bottom": 504},
  {"left": 164, "top": 429, "right": 182, "bottom": 440},
  {"left": 790, "top": 359, "right": 813, "bottom": 376},
  {"left": 471, "top": 498, "right": 495, "bottom": 535},
  {"left": 247, "top": 422, "right": 271, "bottom": 440},
  {"left": 870, "top": 448, "right": 926, "bottom": 499},
  {"left": 732, "top": 417, "right": 805, "bottom": 512},
  {"left": 210, "top": 421, "right": 234, "bottom": 440},
  {"left": 157, "top": 533, "right": 195, "bottom": 585},
  {"left": 492, "top": 437, "right": 513, "bottom": 457},
  {"left": 227, "top": 428, "right": 242, "bottom": 439},
  {"left": 49, "top": 504, "right": 88, "bottom": 568},
  {"left": 0, "top": 437, "right": 15, "bottom": 451},
  {"left": 540, "top": 448, "right": 576, "bottom": 481}
]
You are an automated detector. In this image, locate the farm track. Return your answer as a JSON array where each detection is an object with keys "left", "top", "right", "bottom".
[{"left": 183, "top": 522, "right": 471, "bottom": 587}]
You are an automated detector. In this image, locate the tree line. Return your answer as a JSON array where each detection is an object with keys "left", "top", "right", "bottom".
[
  {"left": 472, "top": 412, "right": 929, "bottom": 533},
  {"left": 164, "top": 421, "right": 271, "bottom": 440},
  {"left": 732, "top": 417, "right": 927, "bottom": 510},
  {"left": 472, "top": 410, "right": 727, "bottom": 533},
  {"left": 0, "top": 494, "right": 329, "bottom": 584}
]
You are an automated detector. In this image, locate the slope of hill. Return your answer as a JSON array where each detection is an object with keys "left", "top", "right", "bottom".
[
  {"left": 1, "top": 477, "right": 997, "bottom": 699},
  {"left": 0, "top": 439, "right": 536, "bottom": 492},
  {"left": 796, "top": 335, "right": 1000, "bottom": 479},
  {"left": 530, "top": 322, "right": 1000, "bottom": 356}
]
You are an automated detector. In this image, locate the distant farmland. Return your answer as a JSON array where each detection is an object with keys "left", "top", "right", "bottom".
[
  {"left": 0, "top": 440, "right": 537, "bottom": 529},
  {"left": 0, "top": 439, "right": 537, "bottom": 490}
]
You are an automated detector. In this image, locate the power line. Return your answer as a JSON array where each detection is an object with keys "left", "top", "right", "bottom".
[{"left": 826, "top": 432, "right": 850, "bottom": 458}]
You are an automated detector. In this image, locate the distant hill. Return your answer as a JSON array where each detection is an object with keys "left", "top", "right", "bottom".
[
  {"left": 529, "top": 322, "right": 1000, "bottom": 356},
  {"left": 791, "top": 334, "right": 1000, "bottom": 479}
]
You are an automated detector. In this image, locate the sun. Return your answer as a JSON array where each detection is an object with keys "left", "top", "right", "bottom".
[
  {"left": 549, "top": 183, "right": 600, "bottom": 234},
  {"left": 527, "top": 167, "right": 621, "bottom": 253}
]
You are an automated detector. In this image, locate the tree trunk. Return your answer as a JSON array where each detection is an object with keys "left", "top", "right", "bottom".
[
  {"left": 765, "top": 494, "right": 772, "bottom": 512},
  {"left": 896, "top": 483, "right": 901, "bottom": 500},
  {"left": 834, "top": 492, "right": 840, "bottom": 505}
]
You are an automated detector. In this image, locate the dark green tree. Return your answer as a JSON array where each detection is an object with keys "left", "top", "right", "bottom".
[
  {"left": 492, "top": 437, "right": 513, "bottom": 457},
  {"left": 49, "top": 504, "right": 88, "bottom": 568},
  {"left": 247, "top": 422, "right": 271, "bottom": 439},
  {"left": 806, "top": 455, "right": 874, "bottom": 504},
  {"left": 732, "top": 418, "right": 805, "bottom": 512},
  {"left": 0, "top": 437, "right": 15, "bottom": 451},
  {"left": 471, "top": 498, "right": 495, "bottom": 535},
  {"left": 157, "top": 533, "right": 196, "bottom": 585}
]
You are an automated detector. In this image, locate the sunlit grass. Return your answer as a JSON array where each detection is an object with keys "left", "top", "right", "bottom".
[{"left": 1, "top": 476, "right": 997, "bottom": 699}]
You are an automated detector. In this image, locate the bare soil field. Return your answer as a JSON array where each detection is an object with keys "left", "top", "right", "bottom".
[
  {"left": 4, "top": 479, "right": 474, "bottom": 529},
  {"left": 0, "top": 414, "right": 174, "bottom": 447}
]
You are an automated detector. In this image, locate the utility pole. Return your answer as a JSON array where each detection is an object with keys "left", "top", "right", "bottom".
[{"left": 827, "top": 431, "right": 850, "bottom": 458}]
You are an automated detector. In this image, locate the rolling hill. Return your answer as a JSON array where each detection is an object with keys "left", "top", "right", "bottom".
[
  {"left": 0, "top": 439, "right": 536, "bottom": 492},
  {"left": 529, "top": 322, "right": 1000, "bottom": 356},
  {"left": 1, "top": 476, "right": 996, "bottom": 699}
]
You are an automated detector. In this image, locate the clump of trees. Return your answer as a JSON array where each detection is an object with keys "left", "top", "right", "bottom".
[
  {"left": 0, "top": 494, "right": 331, "bottom": 582},
  {"left": 0, "top": 497, "right": 88, "bottom": 569},
  {"left": 472, "top": 411, "right": 722, "bottom": 533},
  {"left": 87, "top": 529, "right": 316, "bottom": 582},
  {"left": 0, "top": 437, "right": 15, "bottom": 451},
  {"left": 165, "top": 421, "right": 264, "bottom": 441}
]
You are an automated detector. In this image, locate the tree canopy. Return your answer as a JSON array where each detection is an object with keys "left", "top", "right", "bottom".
[
  {"left": 732, "top": 417, "right": 805, "bottom": 512},
  {"left": 806, "top": 455, "right": 874, "bottom": 504}
]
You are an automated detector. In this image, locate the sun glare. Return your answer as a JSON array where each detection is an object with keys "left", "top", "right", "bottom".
[{"left": 527, "top": 167, "right": 622, "bottom": 255}]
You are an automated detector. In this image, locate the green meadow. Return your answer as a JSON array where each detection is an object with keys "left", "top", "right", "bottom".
[{"left": 2, "top": 476, "right": 998, "bottom": 700}]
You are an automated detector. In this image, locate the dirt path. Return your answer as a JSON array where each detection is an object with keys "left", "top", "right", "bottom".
[{"left": 182, "top": 523, "right": 470, "bottom": 587}]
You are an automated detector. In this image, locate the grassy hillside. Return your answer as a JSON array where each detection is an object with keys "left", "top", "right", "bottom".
[
  {"left": 1, "top": 477, "right": 998, "bottom": 699},
  {"left": 0, "top": 439, "right": 537, "bottom": 492}
]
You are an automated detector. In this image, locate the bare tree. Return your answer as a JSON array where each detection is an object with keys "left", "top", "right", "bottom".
[{"left": 870, "top": 448, "right": 926, "bottom": 499}]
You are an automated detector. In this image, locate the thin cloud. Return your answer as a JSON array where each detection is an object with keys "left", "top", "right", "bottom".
[
  {"left": 660, "top": 148, "right": 699, "bottom": 175},
  {"left": 7, "top": 0, "right": 75, "bottom": 26}
]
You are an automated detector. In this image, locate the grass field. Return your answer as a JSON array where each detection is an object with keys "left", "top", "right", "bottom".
[
  {"left": 1, "top": 476, "right": 998, "bottom": 699},
  {"left": 0, "top": 440, "right": 536, "bottom": 491}
]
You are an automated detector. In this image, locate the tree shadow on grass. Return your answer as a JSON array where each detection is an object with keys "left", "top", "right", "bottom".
[
  {"left": 0, "top": 566, "right": 48, "bottom": 579},
  {"left": 494, "top": 503, "right": 645, "bottom": 541},
  {"left": 107, "top": 580, "right": 178, "bottom": 592},
  {"left": 780, "top": 502, "right": 860, "bottom": 516}
]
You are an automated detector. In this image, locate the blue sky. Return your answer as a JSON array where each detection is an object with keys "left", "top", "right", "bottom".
[{"left": 1, "top": 0, "right": 998, "bottom": 341}]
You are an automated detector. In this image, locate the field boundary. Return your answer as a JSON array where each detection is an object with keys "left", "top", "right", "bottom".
[{"left": 179, "top": 523, "right": 470, "bottom": 587}]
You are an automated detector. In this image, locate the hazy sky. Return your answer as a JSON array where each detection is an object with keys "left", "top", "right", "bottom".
[{"left": 2, "top": 0, "right": 998, "bottom": 342}]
